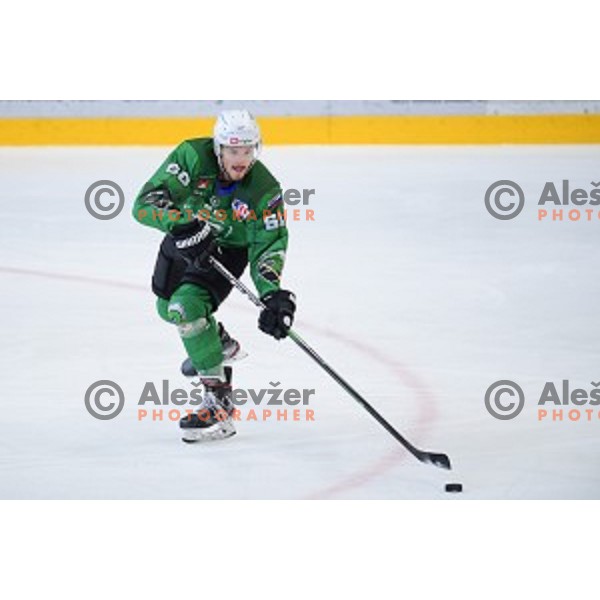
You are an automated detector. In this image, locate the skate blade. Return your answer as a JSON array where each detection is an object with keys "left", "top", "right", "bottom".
[{"left": 181, "top": 420, "right": 236, "bottom": 443}]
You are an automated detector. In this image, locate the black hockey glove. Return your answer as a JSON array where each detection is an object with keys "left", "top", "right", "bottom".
[
  {"left": 259, "top": 290, "right": 296, "bottom": 340},
  {"left": 171, "top": 219, "right": 215, "bottom": 267}
]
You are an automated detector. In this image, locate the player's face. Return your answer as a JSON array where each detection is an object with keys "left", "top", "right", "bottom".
[{"left": 221, "top": 146, "right": 255, "bottom": 181}]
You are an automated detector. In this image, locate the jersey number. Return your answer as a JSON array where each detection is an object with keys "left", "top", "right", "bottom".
[
  {"left": 264, "top": 213, "right": 286, "bottom": 231},
  {"left": 166, "top": 163, "right": 191, "bottom": 187}
]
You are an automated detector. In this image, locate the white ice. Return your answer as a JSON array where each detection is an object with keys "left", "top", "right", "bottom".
[{"left": 1, "top": 144, "right": 599, "bottom": 499}]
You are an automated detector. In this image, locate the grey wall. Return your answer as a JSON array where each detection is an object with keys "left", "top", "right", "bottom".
[{"left": 1, "top": 100, "right": 599, "bottom": 117}]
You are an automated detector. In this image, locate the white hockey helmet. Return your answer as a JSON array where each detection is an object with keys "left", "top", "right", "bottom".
[{"left": 213, "top": 109, "right": 262, "bottom": 163}]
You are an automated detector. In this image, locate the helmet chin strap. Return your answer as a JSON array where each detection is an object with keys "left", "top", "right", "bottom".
[{"left": 216, "top": 146, "right": 226, "bottom": 177}]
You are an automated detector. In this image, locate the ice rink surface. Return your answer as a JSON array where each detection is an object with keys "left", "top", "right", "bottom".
[{"left": 1, "top": 144, "right": 599, "bottom": 499}]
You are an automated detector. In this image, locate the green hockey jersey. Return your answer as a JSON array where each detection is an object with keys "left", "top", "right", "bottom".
[{"left": 132, "top": 137, "right": 288, "bottom": 297}]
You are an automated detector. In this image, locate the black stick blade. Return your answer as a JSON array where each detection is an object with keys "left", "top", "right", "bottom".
[{"left": 422, "top": 452, "right": 452, "bottom": 470}]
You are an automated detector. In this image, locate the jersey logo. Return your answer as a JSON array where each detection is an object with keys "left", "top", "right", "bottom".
[{"left": 232, "top": 198, "right": 250, "bottom": 220}]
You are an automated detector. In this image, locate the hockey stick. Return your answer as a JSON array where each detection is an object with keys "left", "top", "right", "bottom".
[{"left": 208, "top": 256, "right": 451, "bottom": 471}]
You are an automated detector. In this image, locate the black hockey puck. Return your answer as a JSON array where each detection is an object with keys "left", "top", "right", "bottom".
[{"left": 445, "top": 483, "right": 463, "bottom": 493}]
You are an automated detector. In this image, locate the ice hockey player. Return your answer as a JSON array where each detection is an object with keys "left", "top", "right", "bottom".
[{"left": 132, "top": 110, "right": 296, "bottom": 442}]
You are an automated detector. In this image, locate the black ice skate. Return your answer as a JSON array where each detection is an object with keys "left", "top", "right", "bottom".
[
  {"left": 181, "top": 322, "right": 247, "bottom": 377},
  {"left": 180, "top": 367, "right": 236, "bottom": 443}
]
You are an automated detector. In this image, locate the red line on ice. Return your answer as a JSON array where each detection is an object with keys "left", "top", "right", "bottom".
[
  {"left": 0, "top": 264, "right": 439, "bottom": 498},
  {"left": 297, "top": 326, "right": 438, "bottom": 499}
]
